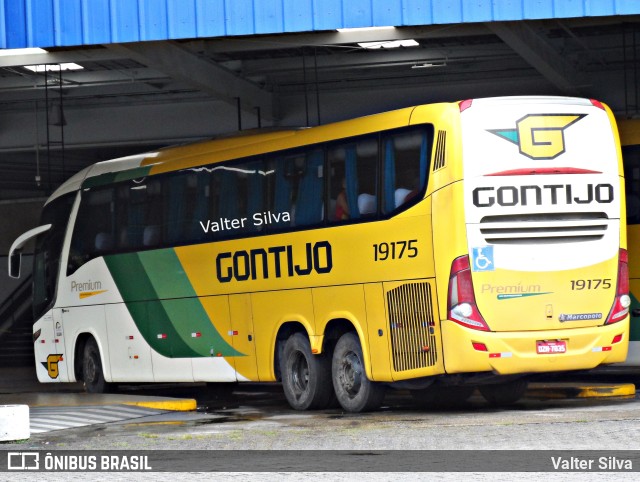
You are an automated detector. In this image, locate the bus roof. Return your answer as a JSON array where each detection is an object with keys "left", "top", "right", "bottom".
[{"left": 46, "top": 95, "right": 606, "bottom": 204}]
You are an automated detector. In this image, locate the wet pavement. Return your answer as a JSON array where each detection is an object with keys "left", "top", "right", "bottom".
[
  {"left": 2, "top": 365, "right": 640, "bottom": 480},
  {"left": 0, "top": 364, "right": 637, "bottom": 442},
  {"left": 0, "top": 366, "right": 197, "bottom": 409},
  {"left": 3, "top": 380, "right": 639, "bottom": 450}
]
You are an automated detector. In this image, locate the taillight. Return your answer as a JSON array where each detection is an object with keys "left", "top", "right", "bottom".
[
  {"left": 447, "top": 255, "right": 490, "bottom": 331},
  {"left": 605, "top": 249, "right": 631, "bottom": 325},
  {"left": 459, "top": 99, "right": 473, "bottom": 112},
  {"left": 590, "top": 99, "right": 605, "bottom": 110}
]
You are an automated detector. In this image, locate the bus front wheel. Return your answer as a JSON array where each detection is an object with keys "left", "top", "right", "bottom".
[
  {"left": 82, "top": 338, "right": 111, "bottom": 394},
  {"left": 332, "top": 332, "right": 385, "bottom": 412},
  {"left": 280, "top": 333, "right": 334, "bottom": 410}
]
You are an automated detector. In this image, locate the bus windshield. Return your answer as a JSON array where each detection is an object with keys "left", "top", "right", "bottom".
[{"left": 33, "top": 193, "right": 75, "bottom": 320}]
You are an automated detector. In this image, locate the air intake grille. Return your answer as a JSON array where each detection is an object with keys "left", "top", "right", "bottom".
[
  {"left": 432, "top": 130, "right": 447, "bottom": 171},
  {"left": 387, "top": 282, "right": 437, "bottom": 372},
  {"left": 479, "top": 212, "right": 609, "bottom": 244}
]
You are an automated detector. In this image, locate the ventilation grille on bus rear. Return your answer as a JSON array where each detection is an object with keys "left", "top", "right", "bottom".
[
  {"left": 432, "top": 131, "right": 447, "bottom": 171},
  {"left": 479, "top": 212, "right": 609, "bottom": 245},
  {"left": 387, "top": 282, "right": 438, "bottom": 372}
]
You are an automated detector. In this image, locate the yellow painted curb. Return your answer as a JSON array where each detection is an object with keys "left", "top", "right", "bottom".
[
  {"left": 123, "top": 398, "right": 197, "bottom": 411},
  {"left": 527, "top": 383, "right": 636, "bottom": 399}
]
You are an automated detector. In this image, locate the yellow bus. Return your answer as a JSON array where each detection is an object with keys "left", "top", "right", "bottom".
[
  {"left": 9, "top": 96, "right": 630, "bottom": 412},
  {"left": 616, "top": 118, "right": 640, "bottom": 366}
]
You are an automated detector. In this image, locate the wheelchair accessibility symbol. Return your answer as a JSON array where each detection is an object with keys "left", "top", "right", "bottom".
[{"left": 472, "top": 246, "right": 494, "bottom": 272}]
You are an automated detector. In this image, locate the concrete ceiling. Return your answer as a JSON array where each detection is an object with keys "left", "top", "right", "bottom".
[{"left": 0, "top": 15, "right": 638, "bottom": 199}]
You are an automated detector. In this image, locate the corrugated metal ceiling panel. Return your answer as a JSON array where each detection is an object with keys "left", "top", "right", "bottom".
[{"left": 1, "top": 0, "right": 638, "bottom": 49}]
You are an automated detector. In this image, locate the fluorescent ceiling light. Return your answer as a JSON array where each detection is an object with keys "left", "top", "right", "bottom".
[
  {"left": 0, "top": 48, "right": 84, "bottom": 72},
  {"left": 0, "top": 47, "right": 47, "bottom": 56},
  {"left": 358, "top": 39, "right": 419, "bottom": 49},
  {"left": 337, "top": 26, "right": 395, "bottom": 33},
  {"left": 23, "top": 63, "right": 84, "bottom": 72}
]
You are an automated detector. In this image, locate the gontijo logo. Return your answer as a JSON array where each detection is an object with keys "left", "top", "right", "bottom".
[
  {"left": 41, "top": 354, "right": 63, "bottom": 379},
  {"left": 489, "top": 114, "right": 586, "bottom": 160}
]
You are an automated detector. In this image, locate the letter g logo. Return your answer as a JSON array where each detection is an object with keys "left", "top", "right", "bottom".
[
  {"left": 490, "top": 113, "right": 586, "bottom": 160},
  {"left": 41, "top": 354, "right": 63, "bottom": 379}
]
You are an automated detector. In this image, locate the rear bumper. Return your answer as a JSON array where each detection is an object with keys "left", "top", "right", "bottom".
[{"left": 441, "top": 317, "right": 630, "bottom": 375}]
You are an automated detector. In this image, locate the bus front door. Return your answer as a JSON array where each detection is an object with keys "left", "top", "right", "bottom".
[{"left": 34, "top": 309, "right": 69, "bottom": 383}]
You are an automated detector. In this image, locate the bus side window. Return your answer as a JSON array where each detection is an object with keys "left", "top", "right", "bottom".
[
  {"left": 115, "top": 185, "right": 130, "bottom": 249},
  {"left": 189, "top": 169, "right": 212, "bottom": 242},
  {"left": 127, "top": 182, "right": 147, "bottom": 248},
  {"left": 328, "top": 146, "right": 348, "bottom": 222},
  {"left": 68, "top": 187, "right": 115, "bottom": 274},
  {"left": 241, "top": 158, "right": 267, "bottom": 234},
  {"left": 215, "top": 167, "right": 242, "bottom": 237},
  {"left": 328, "top": 137, "right": 378, "bottom": 222},
  {"left": 382, "top": 127, "right": 432, "bottom": 214},
  {"left": 294, "top": 149, "right": 324, "bottom": 227},
  {"left": 134, "top": 178, "right": 163, "bottom": 249},
  {"left": 268, "top": 156, "right": 294, "bottom": 231},
  {"left": 163, "top": 169, "right": 214, "bottom": 246},
  {"left": 113, "top": 178, "right": 164, "bottom": 251},
  {"left": 166, "top": 173, "right": 189, "bottom": 245}
]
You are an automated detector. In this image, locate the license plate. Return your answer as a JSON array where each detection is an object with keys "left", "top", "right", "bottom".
[{"left": 536, "top": 340, "right": 567, "bottom": 354}]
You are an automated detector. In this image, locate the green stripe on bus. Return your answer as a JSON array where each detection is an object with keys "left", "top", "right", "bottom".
[
  {"left": 159, "top": 296, "right": 243, "bottom": 357},
  {"left": 105, "top": 250, "right": 243, "bottom": 358},
  {"left": 82, "top": 166, "right": 153, "bottom": 189},
  {"left": 105, "top": 252, "right": 157, "bottom": 302},
  {"left": 124, "top": 299, "right": 191, "bottom": 358},
  {"left": 137, "top": 250, "right": 243, "bottom": 356},
  {"left": 105, "top": 252, "right": 198, "bottom": 358},
  {"left": 137, "top": 250, "right": 196, "bottom": 299}
]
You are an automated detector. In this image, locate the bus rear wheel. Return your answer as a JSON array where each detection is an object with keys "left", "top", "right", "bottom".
[
  {"left": 332, "top": 332, "right": 385, "bottom": 413},
  {"left": 479, "top": 379, "right": 528, "bottom": 406},
  {"left": 82, "top": 338, "right": 111, "bottom": 394},
  {"left": 280, "top": 333, "right": 334, "bottom": 410}
]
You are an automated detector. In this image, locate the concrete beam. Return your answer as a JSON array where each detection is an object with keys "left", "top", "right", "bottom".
[
  {"left": 107, "top": 41, "right": 275, "bottom": 121},
  {"left": 487, "top": 21, "right": 583, "bottom": 95}
]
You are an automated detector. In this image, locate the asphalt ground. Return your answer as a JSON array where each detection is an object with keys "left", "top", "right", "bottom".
[
  {"left": 2, "top": 366, "right": 640, "bottom": 480},
  {"left": 0, "top": 365, "right": 637, "bottom": 411}
]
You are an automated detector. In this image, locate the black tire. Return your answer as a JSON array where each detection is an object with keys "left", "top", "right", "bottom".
[
  {"left": 479, "top": 379, "right": 528, "bottom": 406},
  {"left": 410, "top": 385, "right": 475, "bottom": 408},
  {"left": 332, "top": 332, "right": 385, "bottom": 413},
  {"left": 82, "top": 338, "right": 111, "bottom": 393},
  {"left": 280, "top": 333, "right": 334, "bottom": 410}
]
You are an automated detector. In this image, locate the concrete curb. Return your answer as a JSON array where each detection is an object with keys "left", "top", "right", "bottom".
[
  {"left": 0, "top": 404, "right": 30, "bottom": 441},
  {"left": 123, "top": 398, "right": 197, "bottom": 411},
  {"left": 527, "top": 383, "right": 636, "bottom": 399}
]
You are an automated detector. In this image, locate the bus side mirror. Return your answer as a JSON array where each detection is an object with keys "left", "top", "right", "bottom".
[
  {"left": 8, "top": 224, "right": 52, "bottom": 279},
  {"left": 9, "top": 250, "right": 21, "bottom": 279}
]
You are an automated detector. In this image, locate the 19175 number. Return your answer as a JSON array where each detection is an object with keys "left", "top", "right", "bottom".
[
  {"left": 373, "top": 240, "right": 418, "bottom": 261},
  {"left": 570, "top": 279, "right": 612, "bottom": 290}
]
